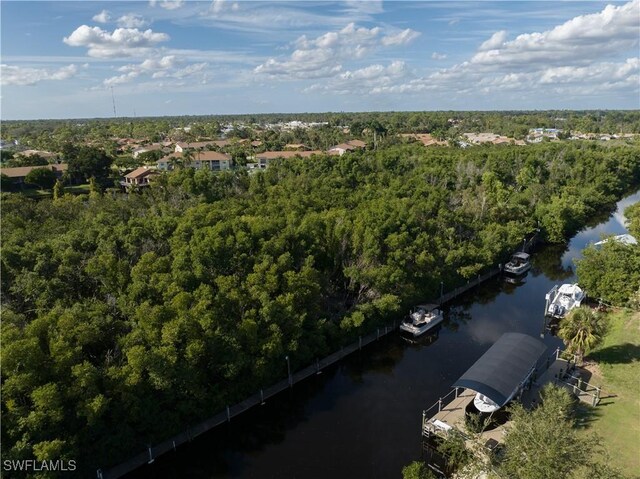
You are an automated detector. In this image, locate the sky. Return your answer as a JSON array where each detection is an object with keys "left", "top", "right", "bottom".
[{"left": 1, "top": 0, "right": 639, "bottom": 120}]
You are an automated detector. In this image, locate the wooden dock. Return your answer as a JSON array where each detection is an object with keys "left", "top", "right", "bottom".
[{"left": 422, "top": 350, "right": 602, "bottom": 450}]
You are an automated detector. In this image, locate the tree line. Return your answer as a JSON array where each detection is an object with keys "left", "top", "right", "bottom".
[{"left": 2, "top": 110, "right": 639, "bottom": 154}]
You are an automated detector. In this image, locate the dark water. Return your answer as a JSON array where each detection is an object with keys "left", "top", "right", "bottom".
[{"left": 127, "top": 190, "right": 639, "bottom": 479}]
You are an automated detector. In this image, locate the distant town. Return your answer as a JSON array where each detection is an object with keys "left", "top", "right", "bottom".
[{"left": 2, "top": 111, "right": 638, "bottom": 196}]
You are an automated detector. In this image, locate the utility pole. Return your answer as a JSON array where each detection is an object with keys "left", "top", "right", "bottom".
[{"left": 111, "top": 87, "right": 117, "bottom": 118}]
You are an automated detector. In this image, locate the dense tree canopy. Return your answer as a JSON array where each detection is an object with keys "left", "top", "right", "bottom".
[
  {"left": 24, "top": 168, "right": 57, "bottom": 190},
  {"left": 62, "top": 144, "right": 114, "bottom": 184},
  {"left": 1, "top": 140, "right": 639, "bottom": 475},
  {"left": 500, "top": 384, "right": 617, "bottom": 479},
  {"left": 575, "top": 202, "right": 640, "bottom": 307}
]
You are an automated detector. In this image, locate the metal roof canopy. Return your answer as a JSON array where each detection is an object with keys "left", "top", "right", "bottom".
[{"left": 453, "top": 333, "right": 547, "bottom": 407}]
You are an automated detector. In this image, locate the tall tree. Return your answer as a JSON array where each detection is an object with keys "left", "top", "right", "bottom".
[
  {"left": 24, "top": 168, "right": 57, "bottom": 190},
  {"left": 53, "top": 179, "right": 64, "bottom": 200},
  {"left": 500, "top": 384, "right": 601, "bottom": 479},
  {"left": 66, "top": 146, "right": 113, "bottom": 184}
]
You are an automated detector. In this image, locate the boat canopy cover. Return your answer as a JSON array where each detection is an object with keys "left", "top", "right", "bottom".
[
  {"left": 453, "top": 333, "right": 546, "bottom": 407},
  {"left": 511, "top": 252, "right": 530, "bottom": 261}
]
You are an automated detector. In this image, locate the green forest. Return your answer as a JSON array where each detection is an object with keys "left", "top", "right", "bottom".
[{"left": 2, "top": 140, "right": 640, "bottom": 475}]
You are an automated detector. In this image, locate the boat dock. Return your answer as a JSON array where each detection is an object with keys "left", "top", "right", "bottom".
[{"left": 422, "top": 347, "right": 602, "bottom": 447}]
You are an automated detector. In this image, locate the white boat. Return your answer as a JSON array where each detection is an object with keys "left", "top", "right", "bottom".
[
  {"left": 594, "top": 234, "right": 637, "bottom": 246},
  {"left": 400, "top": 304, "right": 444, "bottom": 337},
  {"left": 503, "top": 252, "right": 531, "bottom": 275},
  {"left": 545, "top": 284, "right": 586, "bottom": 319}
]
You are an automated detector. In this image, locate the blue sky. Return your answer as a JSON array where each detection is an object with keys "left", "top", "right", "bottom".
[{"left": 1, "top": 1, "right": 638, "bottom": 119}]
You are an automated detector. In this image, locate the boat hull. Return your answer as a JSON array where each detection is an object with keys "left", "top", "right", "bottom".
[
  {"left": 503, "top": 263, "right": 531, "bottom": 275},
  {"left": 400, "top": 315, "right": 444, "bottom": 337}
]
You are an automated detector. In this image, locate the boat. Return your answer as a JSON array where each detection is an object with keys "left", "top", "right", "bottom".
[
  {"left": 400, "top": 304, "right": 444, "bottom": 337},
  {"left": 503, "top": 252, "right": 531, "bottom": 275},
  {"left": 545, "top": 284, "right": 586, "bottom": 319},
  {"left": 594, "top": 234, "right": 637, "bottom": 246}
]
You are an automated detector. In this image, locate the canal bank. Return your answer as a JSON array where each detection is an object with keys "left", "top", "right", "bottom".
[{"left": 125, "top": 190, "right": 639, "bottom": 479}]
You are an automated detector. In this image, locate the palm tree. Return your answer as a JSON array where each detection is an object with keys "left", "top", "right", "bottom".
[
  {"left": 558, "top": 306, "right": 605, "bottom": 365},
  {"left": 182, "top": 149, "right": 194, "bottom": 169}
]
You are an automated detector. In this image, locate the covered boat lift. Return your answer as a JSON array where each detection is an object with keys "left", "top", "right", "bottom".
[
  {"left": 453, "top": 333, "right": 547, "bottom": 409},
  {"left": 423, "top": 333, "right": 547, "bottom": 437}
]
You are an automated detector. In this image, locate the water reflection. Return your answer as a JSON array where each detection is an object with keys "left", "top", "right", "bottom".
[{"left": 531, "top": 243, "right": 574, "bottom": 281}]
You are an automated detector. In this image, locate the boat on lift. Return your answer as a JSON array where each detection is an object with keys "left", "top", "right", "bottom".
[{"left": 545, "top": 284, "right": 586, "bottom": 319}]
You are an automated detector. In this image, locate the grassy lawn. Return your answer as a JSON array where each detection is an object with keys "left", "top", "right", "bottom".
[
  {"left": 584, "top": 309, "right": 640, "bottom": 477},
  {"left": 19, "top": 188, "right": 52, "bottom": 199},
  {"left": 64, "top": 184, "right": 91, "bottom": 195}
]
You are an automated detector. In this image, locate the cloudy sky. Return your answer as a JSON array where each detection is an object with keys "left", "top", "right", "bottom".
[{"left": 1, "top": 0, "right": 638, "bottom": 119}]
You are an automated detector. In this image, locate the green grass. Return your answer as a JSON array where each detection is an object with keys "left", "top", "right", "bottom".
[
  {"left": 19, "top": 188, "right": 52, "bottom": 199},
  {"left": 64, "top": 184, "right": 91, "bottom": 195},
  {"left": 585, "top": 309, "right": 640, "bottom": 477}
]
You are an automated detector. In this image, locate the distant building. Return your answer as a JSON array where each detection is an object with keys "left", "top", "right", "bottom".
[
  {"left": 0, "top": 164, "right": 67, "bottom": 186},
  {"left": 253, "top": 150, "right": 321, "bottom": 168},
  {"left": 192, "top": 151, "right": 232, "bottom": 171},
  {"left": 400, "top": 133, "right": 448, "bottom": 147},
  {"left": 16, "top": 149, "right": 58, "bottom": 160},
  {"left": 284, "top": 143, "right": 311, "bottom": 151},
  {"left": 121, "top": 166, "right": 160, "bottom": 188},
  {"left": 327, "top": 140, "right": 366, "bottom": 156},
  {"left": 132, "top": 144, "right": 167, "bottom": 158},
  {"left": 157, "top": 151, "right": 232, "bottom": 171},
  {"left": 175, "top": 141, "right": 222, "bottom": 152}
]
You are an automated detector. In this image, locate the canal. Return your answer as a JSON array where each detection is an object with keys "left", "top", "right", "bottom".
[{"left": 127, "top": 190, "right": 639, "bottom": 479}]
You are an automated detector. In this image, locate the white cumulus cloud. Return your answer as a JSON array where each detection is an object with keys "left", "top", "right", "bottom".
[
  {"left": 117, "top": 14, "right": 149, "bottom": 29},
  {"left": 1, "top": 64, "right": 78, "bottom": 86},
  {"left": 92, "top": 10, "right": 111, "bottom": 24},
  {"left": 431, "top": 52, "right": 447, "bottom": 60},
  {"left": 255, "top": 23, "right": 420, "bottom": 80},
  {"left": 369, "top": 0, "right": 640, "bottom": 104},
  {"left": 478, "top": 31, "right": 507, "bottom": 51},
  {"left": 381, "top": 28, "right": 421, "bottom": 46},
  {"left": 472, "top": 0, "right": 639, "bottom": 68},
  {"left": 306, "top": 60, "right": 408, "bottom": 95},
  {"left": 63, "top": 25, "right": 169, "bottom": 58},
  {"left": 149, "top": 0, "right": 184, "bottom": 10},
  {"left": 104, "top": 55, "right": 208, "bottom": 86}
]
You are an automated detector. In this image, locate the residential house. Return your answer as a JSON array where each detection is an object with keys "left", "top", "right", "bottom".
[
  {"left": 16, "top": 149, "right": 57, "bottom": 160},
  {"left": 0, "top": 164, "right": 67, "bottom": 187},
  {"left": 284, "top": 143, "right": 311, "bottom": 151},
  {"left": 192, "top": 151, "right": 231, "bottom": 171},
  {"left": 121, "top": 166, "right": 159, "bottom": 188},
  {"left": 400, "top": 133, "right": 447, "bottom": 147},
  {"left": 132, "top": 144, "right": 167, "bottom": 158},
  {"left": 157, "top": 152, "right": 181, "bottom": 171},
  {"left": 157, "top": 151, "right": 232, "bottom": 171},
  {"left": 327, "top": 139, "right": 366, "bottom": 156},
  {"left": 174, "top": 140, "right": 229, "bottom": 152},
  {"left": 253, "top": 150, "right": 321, "bottom": 168}
]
